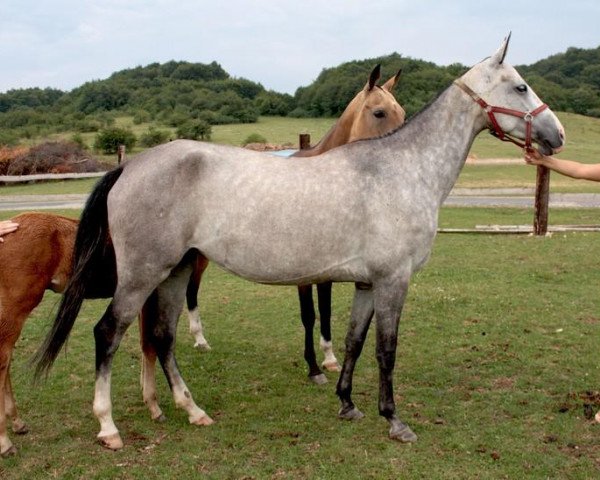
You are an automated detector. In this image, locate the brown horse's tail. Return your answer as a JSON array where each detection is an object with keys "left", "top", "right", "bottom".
[{"left": 33, "top": 167, "right": 123, "bottom": 379}]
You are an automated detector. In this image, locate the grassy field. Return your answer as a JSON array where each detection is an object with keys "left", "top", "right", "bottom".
[
  {"left": 2, "top": 112, "right": 600, "bottom": 476},
  {"left": 1, "top": 207, "right": 600, "bottom": 478}
]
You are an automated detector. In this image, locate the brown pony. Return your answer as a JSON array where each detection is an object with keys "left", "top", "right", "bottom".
[{"left": 0, "top": 212, "right": 77, "bottom": 456}]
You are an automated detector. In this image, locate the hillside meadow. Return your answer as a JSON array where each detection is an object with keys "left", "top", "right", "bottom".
[{"left": 4, "top": 111, "right": 600, "bottom": 197}]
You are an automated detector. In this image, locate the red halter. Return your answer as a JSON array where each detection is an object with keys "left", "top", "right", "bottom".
[{"left": 454, "top": 79, "right": 548, "bottom": 152}]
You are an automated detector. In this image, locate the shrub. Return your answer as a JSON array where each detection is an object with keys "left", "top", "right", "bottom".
[
  {"left": 139, "top": 127, "right": 170, "bottom": 147},
  {"left": 176, "top": 120, "right": 211, "bottom": 141},
  {"left": 70, "top": 133, "right": 88, "bottom": 149},
  {"left": 242, "top": 133, "right": 267, "bottom": 145},
  {"left": 0, "top": 130, "right": 20, "bottom": 147},
  {"left": 133, "top": 110, "right": 152, "bottom": 124},
  {"left": 0, "top": 145, "right": 29, "bottom": 174},
  {"left": 6, "top": 141, "right": 108, "bottom": 175},
  {"left": 94, "top": 127, "right": 136, "bottom": 154}
]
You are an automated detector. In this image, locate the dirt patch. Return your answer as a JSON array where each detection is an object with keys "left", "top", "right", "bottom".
[
  {"left": 243, "top": 142, "right": 294, "bottom": 152},
  {"left": 466, "top": 156, "right": 523, "bottom": 165}
]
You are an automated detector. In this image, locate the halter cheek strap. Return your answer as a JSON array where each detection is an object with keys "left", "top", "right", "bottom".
[{"left": 453, "top": 79, "right": 548, "bottom": 152}]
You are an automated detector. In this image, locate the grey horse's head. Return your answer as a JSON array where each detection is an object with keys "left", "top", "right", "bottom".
[{"left": 460, "top": 35, "right": 565, "bottom": 156}]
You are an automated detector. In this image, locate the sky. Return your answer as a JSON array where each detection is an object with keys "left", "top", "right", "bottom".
[{"left": 1, "top": 0, "right": 599, "bottom": 95}]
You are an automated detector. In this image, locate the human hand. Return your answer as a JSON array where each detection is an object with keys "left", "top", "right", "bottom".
[
  {"left": 0, "top": 220, "right": 18, "bottom": 242},
  {"left": 523, "top": 148, "right": 545, "bottom": 165}
]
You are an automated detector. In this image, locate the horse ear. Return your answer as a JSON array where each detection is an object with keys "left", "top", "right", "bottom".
[
  {"left": 491, "top": 32, "right": 511, "bottom": 65},
  {"left": 367, "top": 64, "right": 381, "bottom": 91},
  {"left": 382, "top": 69, "right": 402, "bottom": 92}
]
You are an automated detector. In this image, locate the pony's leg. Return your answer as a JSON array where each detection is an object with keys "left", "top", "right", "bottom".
[
  {"left": 316, "top": 281, "right": 340, "bottom": 372},
  {"left": 187, "top": 255, "right": 211, "bottom": 350},
  {"left": 0, "top": 297, "right": 37, "bottom": 457},
  {"left": 297, "top": 285, "right": 326, "bottom": 384},
  {"left": 138, "top": 292, "right": 166, "bottom": 422},
  {"left": 0, "top": 346, "right": 16, "bottom": 457},
  {"left": 4, "top": 374, "right": 26, "bottom": 435},
  {"left": 373, "top": 278, "right": 417, "bottom": 443},
  {"left": 336, "top": 283, "right": 374, "bottom": 420},
  {"left": 152, "top": 263, "right": 213, "bottom": 426}
]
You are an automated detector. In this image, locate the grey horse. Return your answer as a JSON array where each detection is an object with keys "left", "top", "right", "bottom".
[{"left": 35, "top": 35, "right": 565, "bottom": 450}]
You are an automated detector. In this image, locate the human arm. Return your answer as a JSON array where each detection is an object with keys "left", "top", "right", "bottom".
[
  {"left": 524, "top": 149, "right": 600, "bottom": 182},
  {"left": 0, "top": 220, "right": 18, "bottom": 242}
]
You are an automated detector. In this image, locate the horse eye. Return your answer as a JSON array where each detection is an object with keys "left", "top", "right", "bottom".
[
  {"left": 515, "top": 84, "right": 528, "bottom": 93},
  {"left": 373, "top": 109, "right": 386, "bottom": 119}
]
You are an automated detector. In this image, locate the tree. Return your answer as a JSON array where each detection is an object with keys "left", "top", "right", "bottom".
[
  {"left": 176, "top": 120, "right": 212, "bottom": 141},
  {"left": 94, "top": 127, "right": 136, "bottom": 154}
]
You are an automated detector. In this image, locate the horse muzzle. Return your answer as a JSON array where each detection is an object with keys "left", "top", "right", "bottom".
[{"left": 535, "top": 122, "right": 565, "bottom": 156}]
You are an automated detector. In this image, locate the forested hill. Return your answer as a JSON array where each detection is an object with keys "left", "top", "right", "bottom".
[
  {"left": 0, "top": 45, "right": 598, "bottom": 145},
  {"left": 292, "top": 53, "right": 466, "bottom": 118},
  {"left": 294, "top": 46, "right": 600, "bottom": 119},
  {"left": 518, "top": 46, "right": 600, "bottom": 117}
]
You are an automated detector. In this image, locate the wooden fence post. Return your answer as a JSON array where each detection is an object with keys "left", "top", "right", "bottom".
[
  {"left": 533, "top": 165, "right": 550, "bottom": 235},
  {"left": 117, "top": 145, "right": 126, "bottom": 165},
  {"left": 299, "top": 133, "right": 311, "bottom": 151}
]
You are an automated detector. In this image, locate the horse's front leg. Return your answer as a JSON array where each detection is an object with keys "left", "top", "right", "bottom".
[
  {"left": 373, "top": 278, "right": 417, "bottom": 443},
  {"left": 298, "top": 285, "right": 326, "bottom": 384},
  {"left": 316, "top": 281, "right": 341, "bottom": 372},
  {"left": 336, "top": 282, "right": 374, "bottom": 420}
]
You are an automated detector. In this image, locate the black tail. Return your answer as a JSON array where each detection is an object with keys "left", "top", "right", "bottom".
[{"left": 33, "top": 167, "right": 123, "bottom": 379}]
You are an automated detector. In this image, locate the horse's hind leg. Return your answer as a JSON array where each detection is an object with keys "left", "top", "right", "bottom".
[
  {"left": 151, "top": 261, "right": 213, "bottom": 426},
  {"left": 316, "top": 281, "right": 340, "bottom": 372},
  {"left": 93, "top": 284, "right": 160, "bottom": 450},
  {"left": 297, "top": 285, "right": 326, "bottom": 384},
  {"left": 336, "top": 282, "right": 374, "bottom": 421},
  {"left": 187, "top": 254, "right": 211, "bottom": 350}
]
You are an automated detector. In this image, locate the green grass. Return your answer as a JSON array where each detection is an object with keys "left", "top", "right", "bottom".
[
  {"left": 0, "top": 179, "right": 99, "bottom": 196},
  {"left": 2, "top": 207, "right": 600, "bottom": 478}
]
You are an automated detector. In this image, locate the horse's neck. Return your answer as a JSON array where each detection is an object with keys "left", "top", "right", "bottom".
[
  {"left": 388, "top": 86, "right": 486, "bottom": 203},
  {"left": 294, "top": 111, "right": 355, "bottom": 157}
]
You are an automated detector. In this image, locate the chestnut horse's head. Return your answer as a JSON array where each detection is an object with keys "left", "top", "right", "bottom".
[{"left": 346, "top": 64, "right": 406, "bottom": 143}]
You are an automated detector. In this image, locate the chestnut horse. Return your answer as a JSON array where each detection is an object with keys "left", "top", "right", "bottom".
[
  {"left": 186, "top": 64, "right": 405, "bottom": 385},
  {"left": 0, "top": 213, "right": 77, "bottom": 456}
]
